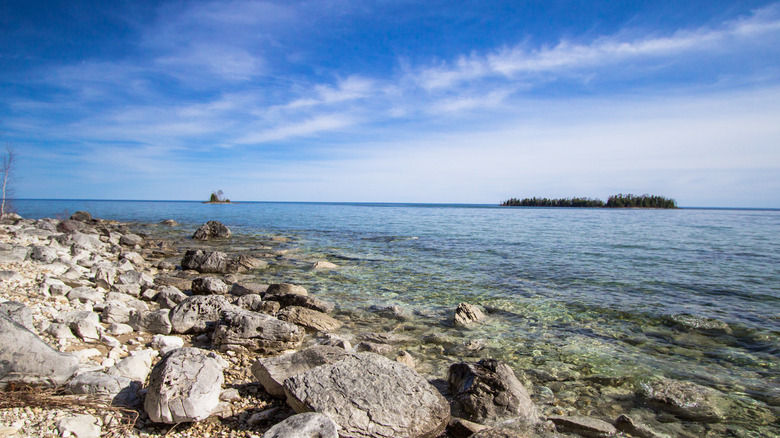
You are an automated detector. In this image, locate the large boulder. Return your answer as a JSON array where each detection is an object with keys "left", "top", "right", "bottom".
[
  {"left": 169, "top": 295, "right": 234, "bottom": 334},
  {"left": 251, "top": 345, "right": 351, "bottom": 398},
  {"left": 277, "top": 306, "right": 342, "bottom": 333},
  {"left": 284, "top": 352, "right": 450, "bottom": 438},
  {"left": 212, "top": 309, "right": 305, "bottom": 354},
  {"left": 0, "top": 301, "right": 34, "bottom": 331},
  {"left": 0, "top": 314, "right": 80, "bottom": 388},
  {"left": 144, "top": 348, "right": 225, "bottom": 424},
  {"left": 448, "top": 359, "right": 538, "bottom": 424},
  {"left": 638, "top": 378, "right": 729, "bottom": 422},
  {"left": 191, "top": 277, "right": 229, "bottom": 295},
  {"left": 193, "top": 221, "right": 231, "bottom": 240},
  {"left": 70, "top": 211, "right": 93, "bottom": 222},
  {"left": 262, "top": 412, "right": 339, "bottom": 438}
]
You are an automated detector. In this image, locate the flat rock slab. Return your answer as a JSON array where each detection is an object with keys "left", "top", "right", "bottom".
[
  {"left": 284, "top": 352, "right": 450, "bottom": 438},
  {"left": 0, "top": 314, "right": 80, "bottom": 388},
  {"left": 262, "top": 412, "right": 339, "bottom": 438},
  {"left": 252, "top": 345, "right": 351, "bottom": 398},
  {"left": 145, "top": 348, "right": 225, "bottom": 424},
  {"left": 277, "top": 306, "right": 342, "bottom": 333},
  {"left": 264, "top": 293, "right": 335, "bottom": 313}
]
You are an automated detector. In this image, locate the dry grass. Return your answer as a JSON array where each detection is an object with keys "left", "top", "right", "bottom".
[{"left": 0, "top": 385, "right": 138, "bottom": 437}]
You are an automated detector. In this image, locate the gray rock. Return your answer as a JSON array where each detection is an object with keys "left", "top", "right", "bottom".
[
  {"left": 181, "top": 250, "right": 234, "bottom": 274},
  {"left": 107, "top": 350, "right": 155, "bottom": 383},
  {"left": 252, "top": 345, "right": 351, "bottom": 398},
  {"left": 156, "top": 285, "right": 187, "bottom": 309},
  {"left": 355, "top": 341, "right": 393, "bottom": 354},
  {"left": 284, "top": 352, "right": 450, "bottom": 438},
  {"left": 169, "top": 295, "right": 235, "bottom": 334},
  {"left": 312, "top": 260, "right": 339, "bottom": 270},
  {"left": 234, "top": 294, "right": 268, "bottom": 312},
  {"left": 277, "top": 306, "right": 342, "bottom": 333},
  {"left": 265, "top": 283, "right": 308, "bottom": 296},
  {"left": 212, "top": 309, "right": 305, "bottom": 354},
  {"left": 101, "top": 302, "right": 133, "bottom": 325},
  {"left": 448, "top": 359, "right": 538, "bottom": 424},
  {"left": 70, "top": 211, "right": 93, "bottom": 222},
  {"left": 120, "top": 251, "right": 146, "bottom": 266},
  {"left": 668, "top": 314, "right": 732, "bottom": 334},
  {"left": 144, "top": 348, "right": 225, "bottom": 424},
  {"left": 638, "top": 378, "right": 729, "bottom": 422},
  {"left": 67, "top": 286, "right": 104, "bottom": 304},
  {"left": 0, "top": 245, "right": 29, "bottom": 263},
  {"left": 193, "top": 221, "right": 232, "bottom": 240},
  {"left": 47, "top": 322, "right": 76, "bottom": 340},
  {"left": 117, "top": 270, "right": 154, "bottom": 288},
  {"left": 160, "top": 219, "right": 178, "bottom": 227},
  {"left": 71, "top": 319, "right": 101, "bottom": 342},
  {"left": 130, "top": 309, "right": 173, "bottom": 335},
  {"left": 0, "top": 313, "right": 80, "bottom": 388},
  {"left": 67, "top": 372, "right": 141, "bottom": 407},
  {"left": 0, "top": 301, "right": 34, "bottom": 331},
  {"left": 454, "top": 302, "right": 486, "bottom": 326},
  {"left": 192, "top": 277, "right": 229, "bottom": 295},
  {"left": 265, "top": 293, "right": 335, "bottom": 313},
  {"left": 548, "top": 416, "right": 618, "bottom": 438},
  {"left": 56, "top": 414, "right": 101, "bottom": 438},
  {"left": 44, "top": 277, "right": 72, "bottom": 296},
  {"left": 231, "top": 281, "right": 269, "bottom": 296},
  {"left": 151, "top": 335, "right": 185, "bottom": 355},
  {"left": 262, "top": 412, "right": 339, "bottom": 438},
  {"left": 93, "top": 265, "right": 116, "bottom": 289},
  {"left": 55, "top": 310, "right": 100, "bottom": 325},
  {"left": 120, "top": 233, "right": 144, "bottom": 247},
  {"left": 31, "top": 245, "right": 59, "bottom": 263}
]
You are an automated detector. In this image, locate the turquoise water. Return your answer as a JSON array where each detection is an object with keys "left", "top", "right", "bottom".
[{"left": 14, "top": 200, "right": 780, "bottom": 435}]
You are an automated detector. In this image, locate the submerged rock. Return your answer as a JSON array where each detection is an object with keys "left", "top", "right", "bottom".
[
  {"left": 548, "top": 415, "right": 618, "bottom": 438},
  {"left": 284, "top": 352, "right": 449, "bottom": 438},
  {"left": 639, "top": 378, "right": 729, "bottom": 422}
]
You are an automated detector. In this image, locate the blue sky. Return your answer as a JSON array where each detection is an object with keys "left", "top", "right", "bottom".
[{"left": 2, "top": 0, "right": 780, "bottom": 207}]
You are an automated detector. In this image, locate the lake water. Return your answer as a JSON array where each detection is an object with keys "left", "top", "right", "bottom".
[{"left": 13, "top": 200, "right": 780, "bottom": 435}]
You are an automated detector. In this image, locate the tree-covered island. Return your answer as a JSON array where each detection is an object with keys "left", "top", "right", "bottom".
[
  {"left": 204, "top": 190, "right": 232, "bottom": 204},
  {"left": 501, "top": 194, "right": 677, "bottom": 208}
]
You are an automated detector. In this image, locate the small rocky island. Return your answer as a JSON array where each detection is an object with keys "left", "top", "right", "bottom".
[
  {"left": 203, "top": 190, "right": 232, "bottom": 204},
  {"left": 501, "top": 193, "right": 677, "bottom": 208}
]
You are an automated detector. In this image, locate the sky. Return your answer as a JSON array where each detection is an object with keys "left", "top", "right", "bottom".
[{"left": 2, "top": 0, "right": 780, "bottom": 207}]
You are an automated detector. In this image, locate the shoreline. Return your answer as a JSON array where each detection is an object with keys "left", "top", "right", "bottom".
[{"left": 0, "top": 212, "right": 776, "bottom": 437}]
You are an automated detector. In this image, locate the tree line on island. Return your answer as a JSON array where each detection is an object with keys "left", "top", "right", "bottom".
[
  {"left": 205, "top": 190, "right": 231, "bottom": 204},
  {"left": 501, "top": 194, "right": 677, "bottom": 208}
]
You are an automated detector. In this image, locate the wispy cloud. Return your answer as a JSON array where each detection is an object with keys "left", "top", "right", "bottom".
[{"left": 236, "top": 113, "right": 356, "bottom": 144}]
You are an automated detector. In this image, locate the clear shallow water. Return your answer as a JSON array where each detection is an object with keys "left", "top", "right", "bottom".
[{"left": 14, "top": 200, "right": 780, "bottom": 434}]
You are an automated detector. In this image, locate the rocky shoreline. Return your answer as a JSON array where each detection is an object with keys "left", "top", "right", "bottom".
[{"left": 0, "top": 212, "right": 775, "bottom": 437}]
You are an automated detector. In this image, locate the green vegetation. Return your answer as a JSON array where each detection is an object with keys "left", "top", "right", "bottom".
[
  {"left": 501, "top": 194, "right": 677, "bottom": 208},
  {"left": 206, "top": 190, "right": 231, "bottom": 204}
]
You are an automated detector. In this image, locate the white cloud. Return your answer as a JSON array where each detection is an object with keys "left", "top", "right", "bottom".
[{"left": 236, "top": 113, "right": 355, "bottom": 144}]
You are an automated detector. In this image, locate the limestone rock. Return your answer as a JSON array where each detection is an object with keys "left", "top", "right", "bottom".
[
  {"left": 157, "top": 285, "right": 187, "bottom": 309},
  {"left": 264, "top": 292, "right": 335, "bottom": 313},
  {"left": 231, "top": 281, "right": 269, "bottom": 296},
  {"left": 30, "top": 245, "right": 59, "bottom": 263},
  {"left": 277, "top": 306, "right": 342, "bottom": 333},
  {"left": 454, "top": 302, "right": 486, "bottom": 326},
  {"left": 151, "top": 334, "right": 185, "bottom": 355},
  {"left": 192, "top": 277, "right": 229, "bottom": 295},
  {"left": 265, "top": 283, "right": 308, "bottom": 296},
  {"left": 107, "top": 350, "right": 156, "bottom": 383},
  {"left": 130, "top": 309, "right": 173, "bottom": 335},
  {"left": 144, "top": 348, "right": 225, "bottom": 424},
  {"left": 639, "top": 378, "right": 729, "bottom": 422},
  {"left": 0, "top": 301, "right": 34, "bottom": 331},
  {"left": 471, "top": 428, "right": 532, "bottom": 438},
  {"left": 447, "top": 418, "right": 489, "bottom": 438},
  {"left": 0, "top": 313, "right": 80, "bottom": 388},
  {"left": 262, "top": 412, "right": 339, "bottom": 438},
  {"left": 67, "top": 372, "right": 141, "bottom": 407},
  {"left": 169, "top": 295, "right": 235, "bottom": 334},
  {"left": 284, "top": 352, "right": 450, "bottom": 438},
  {"left": 312, "top": 260, "right": 339, "bottom": 270},
  {"left": 448, "top": 359, "right": 538, "bottom": 424},
  {"left": 181, "top": 250, "right": 253, "bottom": 274},
  {"left": 56, "top": 414, "right": 101, "bottom": 438},
  {"left": 160, "top": 219, "right": 178, "bottom": 226},
  {"left": 70, "top": 211, "right": 93, "bottom": 222},
  {"left": 252, "top": 345, "right": 351, "bottom": 398},
  {"left": 193, "top": 221, "right": 231, "bottom": 240},
  {"left": 120, "top": 233, "right": 144, "bottom": 247},
  {"left": 212, "top": 309, "right": 305, "bottom": 354},
  {"left": 615, "top": 414, "right": 671, "bottom": 438},
  {"left": 548, "top": 416, "right": 618, "bottom": 438}
]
